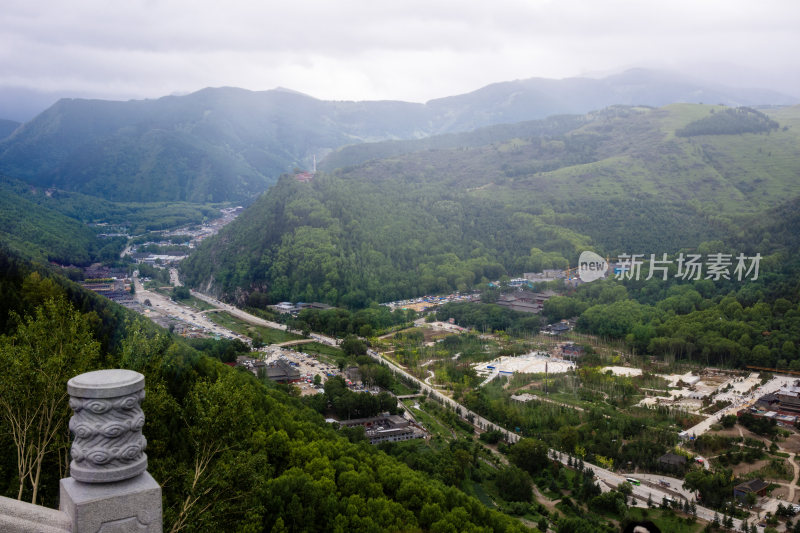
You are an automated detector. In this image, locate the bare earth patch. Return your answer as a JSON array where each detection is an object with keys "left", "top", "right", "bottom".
[
  {"left": 731, "top": 458, "right": 770, "bottom": 477},
  {"left": 779, "top": 434, "right": 800, "bottom": 454},
  {"left": 770, "top": 485, "right": 789, "bottom": 501}
]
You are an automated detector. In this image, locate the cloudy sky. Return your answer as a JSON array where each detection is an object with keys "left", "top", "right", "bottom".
[{"left": 2, "top": 0, "right": 799, "bottom": 119}]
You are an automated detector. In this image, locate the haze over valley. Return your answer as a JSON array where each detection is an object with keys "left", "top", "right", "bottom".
[{"left": 2, "top": 2, "right": 800, "bottom": 532}]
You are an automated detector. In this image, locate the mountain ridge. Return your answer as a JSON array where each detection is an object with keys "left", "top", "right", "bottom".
[
  {"left": 0, "top": 119, "right": 19, "bottom": 140},
  {"left": 180, "top": 103, "right": 800, "bottom": 306},
  {"left": 1, "top": 68, "right": 796, "bottom": 203}
]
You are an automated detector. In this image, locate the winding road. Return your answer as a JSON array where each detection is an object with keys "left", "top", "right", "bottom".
[
  {"left": 365, "top": 347, "right": 761, "bottom": 531},
  {"left": 133, "top": 272, "right": 765, "bottom": 530}
]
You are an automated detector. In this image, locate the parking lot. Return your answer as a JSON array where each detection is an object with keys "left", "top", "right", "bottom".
[{"left": 262, "top": 346, "right": 343, "bottom": 395}]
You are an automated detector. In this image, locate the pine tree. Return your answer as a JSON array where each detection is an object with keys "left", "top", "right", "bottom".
[{"left": 724, "top": 514, "right": 734, "bottom": 529}]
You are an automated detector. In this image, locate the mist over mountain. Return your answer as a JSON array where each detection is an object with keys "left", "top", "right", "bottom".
[
  {"left": 0, "top": 119, "right": 19, "bottom": 140},
  {"left": 181, "top": 103, "right": 800, "bottom": 305},
  {"left": 0, "top": 68, "right": 796, "bottom": 203},
  {"left": 426, "top": 68, "right": 797, "bottom": 132}
]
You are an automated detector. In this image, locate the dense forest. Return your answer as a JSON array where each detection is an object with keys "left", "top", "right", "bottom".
[
  {"left": 179, "top": 172, "right": 586, "bottom": 306},
  {"left": 1, "top": 93, "right": 800, "bottom": 531},
  {"left": 2, "top": 69, "right": 790, "bottom": 204},
  {"left": 0, "top": 173, "right": 225, "bottom": 268},
  {"left": 0, "top": 247, "right": 531, "bottom": 532},
  {"left": 561, "top": 258, "right": 800, "bottom": 369},
  {"left": 676, "top": 107, "right": 779, "bottom": 137},
  {"left": 182, "top": 103, "right": 800, "bottom": 310},
  {"left": 0, "top": 178, "right": 126, "bottom": 265}
]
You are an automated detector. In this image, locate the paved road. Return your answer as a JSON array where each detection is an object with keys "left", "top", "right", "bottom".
[
  {"left": 136, "top": 283, "right": 769, "bottom": 529},
  {"left": 190, "top": 290, "right": 288, "bottom": 331},
  {"left": 366, "top": 347, "right": 769, "bottom": 530},
  {"left": 169, "top": 267, "right": 182, "bottom": 287},
  {"left": 683, "top": 375, "right": 797, "bottom": 439},
  {"left": 132, "top": 275, "right": 247, "bottom": 342},
  {"left": 366, "top": 348, "right": 521, "bottom": 443},
  {"left": 310, "top": 332, "right": 339, "bottom": 346},
  {"left": 189, "top": 292, "right": 341, "bottom": 348},
  {"left": 273, "top": 339, "right": 317, "bottom": 347},
  {"left": 629, "top": 473, "right": 695, "bottom": 501},
  {"left": 550, "top": 451, "right": 757, "bottom": 531}
]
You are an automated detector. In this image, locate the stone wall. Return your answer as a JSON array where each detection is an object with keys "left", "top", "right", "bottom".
[{"left": 0, "top": 369, "right": 162, "bottom": 533}]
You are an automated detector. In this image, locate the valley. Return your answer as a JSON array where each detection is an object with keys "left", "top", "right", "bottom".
[
  {"left": 2, "top": 73, "right": 800, "bottom": 533},
  {"left": 123, "top": 254, "right": 800, "bottom": 531}
]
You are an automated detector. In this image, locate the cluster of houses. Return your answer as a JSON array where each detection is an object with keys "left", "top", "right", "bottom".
[
  {"left": 560, "top": 342, "right": 585, "bottom": 360},
  {"left": 294, "top": 171, "right": 314, "bottom": 183},
  {"left": 235, "top": 356, "right": 302, "bottom": 383},
  {"left": 657, "top": 452, "right": 771, "bottom": 504},
  {"left": 79, "top": 276, "right": 141, "bottom": 314},
  {"left": 495, "top": 289, "right": 556, "bottom": 314},
  {"left": 541, "top": 320, "right": 574, "bottom": 336},
  {"left": 337, "top": 414, "right": 425, "bottom": 445},
  {"left": 382, "top": 292, "right": 480, "bottom": 313},
  {"left": 271, "top": 301, "right": 333, "bottom": 315},
  {"left": 737, "top": 381, "right": 800, "bottom": 427}
]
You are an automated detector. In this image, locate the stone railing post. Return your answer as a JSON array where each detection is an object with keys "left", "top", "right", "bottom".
[{"left": 60, "top": 369, "right": 162, "bottom": 532}]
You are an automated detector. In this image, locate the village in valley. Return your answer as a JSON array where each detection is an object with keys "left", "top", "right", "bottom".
[
  {"left": 75, "top": 211, "right": 800, "bottom": 532},
  {"left": 53, "top": 167, "right": 797, "bottom": 532}
]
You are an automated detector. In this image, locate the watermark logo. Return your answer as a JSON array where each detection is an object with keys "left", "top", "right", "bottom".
[
  {"left": 576, "top": 251, "right": 762, "bottom": 283},
  {"left": 578, "top": 251, "right": 608, "bottom": 282}
]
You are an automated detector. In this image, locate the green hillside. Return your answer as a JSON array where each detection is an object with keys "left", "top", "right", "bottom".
[
  {"left": 0, "top": 119, "right": 18, "bottom": 140},
  {"left": 0, "top": 249, "right": 531, "bottom": 532},
  {"left": 1, "top": 69, "right": 795, "bottom": 204},
  {"left": 319, "top": 114, "right": 590, "bottom": 171},
  {"left": 0, "top": 177, "right": 124, "bottom": 265},
  {"left": 2, "top": 179, "right": 222, "bottom": 233},
  {"left": 0, "top": 87, "right": 432, "bottom": 203},
  {"left": 179, "top": 172, "right": 591, "bottom": 306},
  {"left": 0, "top": 175, "right": 226, "bottom": 267},
  {"left": 182, "top": 104, "right": 800, "bottom": 306}
]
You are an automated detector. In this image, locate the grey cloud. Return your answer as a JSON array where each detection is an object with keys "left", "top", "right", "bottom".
[{"left": 1, "top": 0, "right": 798, "bottom": 118}]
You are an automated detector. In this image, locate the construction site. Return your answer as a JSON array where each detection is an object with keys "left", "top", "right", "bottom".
[{"left": 473, "top": 351, "right": 576, "bottom": 386}]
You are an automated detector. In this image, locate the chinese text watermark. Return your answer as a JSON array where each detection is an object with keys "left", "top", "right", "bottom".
[{"left": 578, "top": 252, "right": 761, "bottom": 283}]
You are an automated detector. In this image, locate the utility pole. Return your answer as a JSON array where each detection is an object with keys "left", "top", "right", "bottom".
[{"left": 545, "top": 361, "right": 548, "bottom": 395}]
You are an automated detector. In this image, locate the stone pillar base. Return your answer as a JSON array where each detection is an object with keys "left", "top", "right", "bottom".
[{"left": 60, "top": 472, "right": 162, "bottom": 532}]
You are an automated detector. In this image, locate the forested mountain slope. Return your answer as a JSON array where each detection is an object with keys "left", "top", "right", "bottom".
[
  {"left": 181, "top": 103, "right": 800, "bottom": 306},
  {"left": 0, "top": 248, "right": 529, "bottom": 532},
  {"left": 0, "top": 175, "right": 224, "bottom": 266},
  {"left": 1, "top": 69, "right": 795, "bottom": 203},
  {"left": 0, "top": 176, "right": 125, "bottom": 265},
  {"left": 0, "top": 119, "right": 18, "bottom": 140},
  {"left": 423, "top": 68, "right": 796, "bottom": 133}
]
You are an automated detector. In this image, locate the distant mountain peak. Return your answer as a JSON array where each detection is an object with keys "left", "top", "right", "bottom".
[
  {"left": 272, "top": 86, "right": 312, "bottom": 97},
  {"left": 0, "top": 70, "right": 796, "bottom": 204}
]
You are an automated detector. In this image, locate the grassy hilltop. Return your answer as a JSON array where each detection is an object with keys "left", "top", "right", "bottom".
[{"left": 182, "top": 103, "right": 800, "bottom": 305}]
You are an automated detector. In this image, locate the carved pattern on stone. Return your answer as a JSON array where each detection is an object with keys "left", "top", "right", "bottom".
[
  {"left": 97, "top": 516, "right": 149, "bottom": 532},
  {"left": 68, "top": 387, "right": 147, "bottom": 482}
]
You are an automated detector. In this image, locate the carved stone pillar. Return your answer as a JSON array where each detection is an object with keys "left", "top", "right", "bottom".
[
  {"left": 67, "top": 369, "right": 148, "bottom": 483},
  {"left": 60, "top": 369, "right": 162, "bottom": 532}
]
